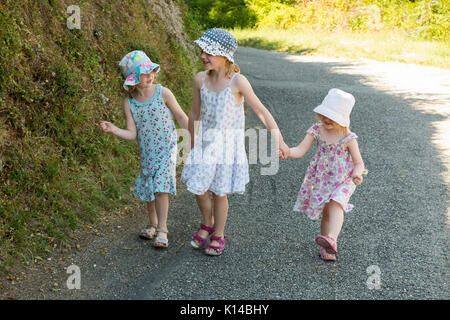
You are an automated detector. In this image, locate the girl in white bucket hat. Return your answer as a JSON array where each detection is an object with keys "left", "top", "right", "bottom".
[{"left": 280, "top": 88, "right": 366, "bottom": 261}]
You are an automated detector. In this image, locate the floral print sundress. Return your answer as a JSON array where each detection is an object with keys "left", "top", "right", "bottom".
[
  {"left": 293, "top": 123, "right": 358, "bottom": 220},
  {"left": 128, "top": 84, "right": 177, "bottom": 202}
]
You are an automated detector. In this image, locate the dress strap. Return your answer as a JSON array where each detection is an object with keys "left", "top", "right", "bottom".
[
  {"left": 341, "top": 132, "right": 358, "bottom": 144},
  {"left": 228, "top": 72, "right": 238, "bottom": 86},
  {"left": 156, "top": 83, "right": 162, "bottom": 96},
  {"left": 203, "top": 71, "right": 207, "bottom": 85}
]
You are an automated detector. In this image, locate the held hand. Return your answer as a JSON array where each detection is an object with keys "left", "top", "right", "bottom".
[
  {"left": 352, "top": 174, "right": 363, "bottom": 186},
  {"left": 279, "top": 141, "right": 290, "bottom": 160},
  {"left": 278, "top": 148, "right": 286, "bottom": 160},
  {"left": 99, "top": 121, "right": 117, "bottom": 134}
]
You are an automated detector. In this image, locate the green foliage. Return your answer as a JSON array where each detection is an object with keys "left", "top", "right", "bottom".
[
  {"left": 186, "top": 0, "right": 257, "bottom": 28},
  {"left": 0, "top": 0, "right": 198, "bottom": 272},
  {"left": 186, "top": 0, "right": 448, "bottom": 41},
  {"left": 233, "top": 28, "right": 449, "bottom": 68}
]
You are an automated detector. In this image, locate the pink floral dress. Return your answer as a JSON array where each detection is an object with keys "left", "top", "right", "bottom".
[{"left": 293, "top": 123, "right": 358, "bottom": 220}]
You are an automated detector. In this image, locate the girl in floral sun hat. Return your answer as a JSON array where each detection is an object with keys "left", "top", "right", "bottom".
[
  {"left": 280, "top": 88, "right": 366, "bottom": 261},
  {"left": 99, "top": 50, "right": 188, "bottom": 248},
  {"left": 182, "top": 28, "right": 290, "bottom": 256}
]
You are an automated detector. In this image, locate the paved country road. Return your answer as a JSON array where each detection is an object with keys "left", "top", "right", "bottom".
[{"left": 13, "top": 47, "right": 450, "bottom": 300}]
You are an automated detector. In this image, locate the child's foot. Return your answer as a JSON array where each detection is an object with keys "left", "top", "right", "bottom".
[
  {"left": 153, "top": 228, "right": 169, "bottom": 248},
  {"left": 204, "top": 235, "right": 225, "bottom": 256},
  {"left": 191, "top": 224, "right": 214, "bottom": 249},
  {"left": 315, "top": 235, "right": 338, "bottom": 254},
  {"left": 139, "top": 224, "right": 157, "bottom": 240},
  {"left": 319, "top": 247, "right": 336, "bottom": 261}
]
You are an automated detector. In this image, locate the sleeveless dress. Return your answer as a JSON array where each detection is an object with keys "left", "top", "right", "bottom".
[
  {"left": 181, "top": 72, "right": 249, "bottom": 196},
  {"left": 293, "top": 123, "right": 358, "bottom": 220},
  {"left": 128, "top": 84, "right": 177, "bottom": 202}
]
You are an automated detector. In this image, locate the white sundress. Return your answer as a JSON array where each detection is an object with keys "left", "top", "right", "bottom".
[{"left": 181, "top": 72, "right": 249, "bottom": 196}]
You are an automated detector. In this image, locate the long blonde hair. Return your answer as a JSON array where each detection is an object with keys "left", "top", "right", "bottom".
[
  {"left": 225, "top": 60, "right": 240, "bottom": 78},
  {"left": 207, "top": 59, "right": 240, "bottom": 78}
]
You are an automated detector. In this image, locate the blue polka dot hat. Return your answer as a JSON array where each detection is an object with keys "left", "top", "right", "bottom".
[{"left": 194, "top": 28, "right": 238, "bottom": 63}]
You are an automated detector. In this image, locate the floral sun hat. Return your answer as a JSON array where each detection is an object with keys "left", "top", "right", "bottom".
[
  {"left": 313, "top": 88, "right": 355, "bottom": 127},
  {"left": 119, "top": 50, "right": 160, "bottom": 90},
  {"left": 194, "top": 28, "right": 238, "bottom": 63}
]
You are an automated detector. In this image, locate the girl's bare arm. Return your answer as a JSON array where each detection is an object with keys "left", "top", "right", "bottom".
[
  {"left": 188, "top": 72, "right": 203, "bottom": 147},
  {"left": 235, "top": 74, "right": 289, "bottom": 155},
  {"left": 287, "top": 134, "right": 315, "bottom": 159},
  {"left": 347, "top": 138, "right": 365, "bottom": 185},
  {"left": 99, "top": 98, "right": 137, "bottom": 140},
  {"left": 162, "top": 87, "right": 189, "bottom": 131}
]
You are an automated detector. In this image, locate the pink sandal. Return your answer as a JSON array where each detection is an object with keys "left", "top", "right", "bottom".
[
  {"left": 319, "top": 247, "right": 337, "bottom": 261},
  {"left": 204, "top": 235, "right": 226, "bottom": 256},
  {"left": 191, "top": 224, "right": 215, "bottom": 249},
  {"left": 315, "top": 235, "right": 338, "bottom": 254}
]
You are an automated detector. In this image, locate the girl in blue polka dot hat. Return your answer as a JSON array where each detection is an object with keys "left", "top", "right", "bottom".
[
  {"left": 99, "top": 50, "right": 188, "bottom": 248},
  {"left": 182, "top": 29, "right": 290, "bottom": 256}
]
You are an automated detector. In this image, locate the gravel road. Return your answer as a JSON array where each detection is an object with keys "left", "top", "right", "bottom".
[{"left": 12, "top": 47, "right": 449, "bottom": 301}]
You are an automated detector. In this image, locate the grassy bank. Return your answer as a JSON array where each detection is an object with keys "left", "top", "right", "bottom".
[
  {"left": 0, "top": 0, "right": 200, "bottom": 272},
  {"left": 232, "top": 28, "right": 449, "bottom": 68}
]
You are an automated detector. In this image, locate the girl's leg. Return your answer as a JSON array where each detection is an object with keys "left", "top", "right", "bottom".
[
  {"left": 192, "top": 192, "right": 215, "bottom": 246},
  {"left": 321, "top": 200, "right": 344, "bottom": 240},
  {"left": 320, "top": 203, "right": 330, "bottom": 237},
  {"left": 147, "top": 200, "right": 158, "bottom": 233},
  {"left": 205, "top": 193, "right": 228, "bottom": 254},
  {"left": 154, "top": 192, "right": 169, "bottom": 243}
]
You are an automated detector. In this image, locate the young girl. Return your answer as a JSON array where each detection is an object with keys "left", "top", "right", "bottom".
[
  {"left": 100, "top": 50, "right": 188, "bottom": 248},
  {"left": 182, "top": 28, "right": 290, "bottom": 256},
  {"left": 280, "top": 88, "right": 365, "bottom": 261}
]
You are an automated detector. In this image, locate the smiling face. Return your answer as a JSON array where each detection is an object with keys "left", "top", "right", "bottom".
[
  {"left": 137, "top": 71, "right": 156, "bottom": 89},
  {"left": 315, "top": 113, "right": 350, "bottom": 135},
  {"left": 200, "top": 50, "right": 227, "bottom": 70},
  {"left": 316, "top": 114, "right": 339, "bottom": 130}
]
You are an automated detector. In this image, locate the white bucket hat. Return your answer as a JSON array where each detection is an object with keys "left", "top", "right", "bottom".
[{"left": 313, "top": 88, "right": 355, "bottom": 127}]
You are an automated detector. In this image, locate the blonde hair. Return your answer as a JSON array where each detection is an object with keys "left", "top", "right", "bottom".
[
  {"left": 225, "top": 60, "right": 240, "bottom": 78},
  {"left": 315, "top": 114, "right": 349, "bottom": 134},
  {"left": 207, "top": 59, "right": 240, "bottom": 78}
]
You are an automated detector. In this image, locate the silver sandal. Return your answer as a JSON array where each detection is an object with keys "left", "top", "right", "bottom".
[
  {"left": 153, "top": 228, "right": 169, "bottom": 248},
  {"left": 139, "top": 224, "right": 157, "bottom": 240}
]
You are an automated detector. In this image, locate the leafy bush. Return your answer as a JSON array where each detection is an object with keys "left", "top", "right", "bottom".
[
  {"left": 186, "top": 0, "right": 257, "bottom": 28},
  {"left": 186, "top": 0, "right": 448, "bottom": 41}
]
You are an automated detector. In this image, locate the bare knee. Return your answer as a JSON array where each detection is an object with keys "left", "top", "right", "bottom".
[
  {"left": 328, "top": 200, "right": 344, "bottom": 212},
  {"left": 155, "top": 192, "right": 168, "bottom": 198}
]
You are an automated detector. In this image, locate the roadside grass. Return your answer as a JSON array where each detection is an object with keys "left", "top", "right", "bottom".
[
  {"left": 231, "top": 28, "right": 450, "bottom": 69},
  {"left": 0, "top": 0, "right": 200, "bottom": 273}
]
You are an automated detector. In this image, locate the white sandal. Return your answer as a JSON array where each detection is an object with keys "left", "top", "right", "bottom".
[
  {"left": 153, "top": 228, "right": 169, "bottom": 248},
  {"left": 139, "top": 224, "right": 157, "bottom": 240}
]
